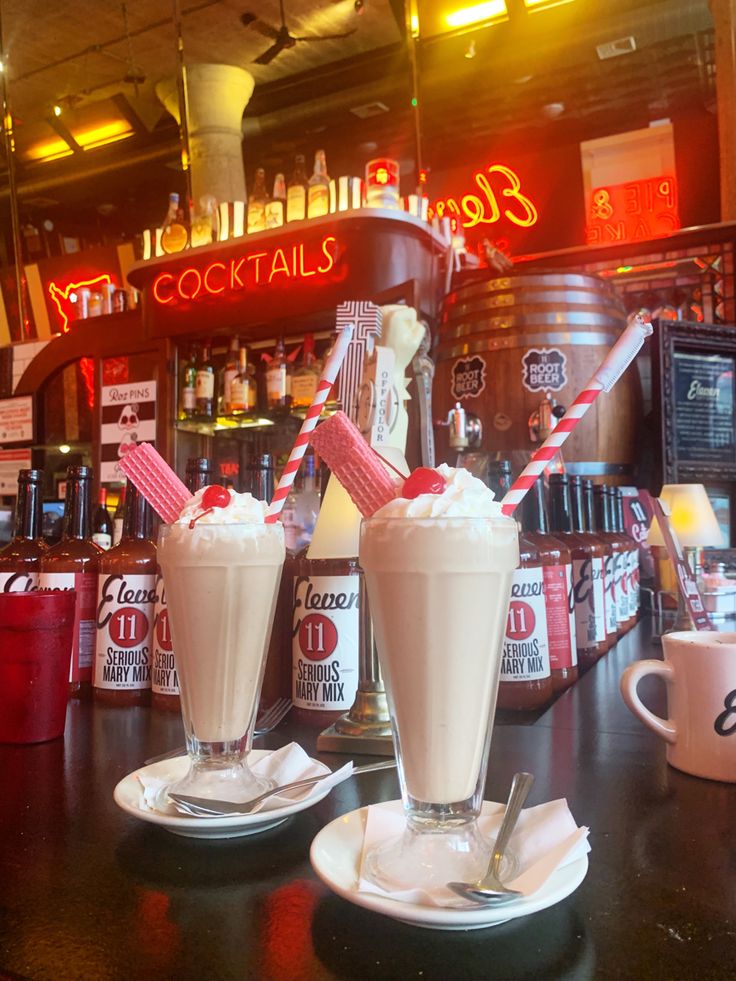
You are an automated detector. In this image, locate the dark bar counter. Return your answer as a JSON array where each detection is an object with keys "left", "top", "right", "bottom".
[{"left": 1, "top": 620, "right": 734, "bottom": 981}]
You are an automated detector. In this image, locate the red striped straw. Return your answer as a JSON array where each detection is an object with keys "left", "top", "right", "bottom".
[
  {"left": 265, "top": 324, "right": 354, "bottom": 522},
  {"left": 500, "top": 315, "right": 653, "bottom": 517}
]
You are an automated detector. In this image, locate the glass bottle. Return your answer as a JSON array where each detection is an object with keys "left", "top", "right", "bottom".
[
  {"left": 584, "top": 480, "right": 618, "bottom": 646},
  {"left": 195, "top": 342, "right": 216, "bottom": 419},
  {"left": 570, "top": 476, "right": 612, "bottom": 658},
  {"left": 613, "top": 486, "right": 640, "bottom": 626},
  {"left": 307, "top": 149, "right": 330, "bottom": 218},
  {"left": 247, "top": 167, "right": 269, "bottom": 233},
  {"left": 0, "top": 469, "right": 47, "bottom": 592},
  {"left": 112, "top": 485, "right": 126, "bottom": 546},
  {"left": 230, "top": 346, "right": 257, "bottom": 414},
  {"left": 179, "top": 346, "right": 198, "bottom": 421},
  {"left": 94, "top": 481, "right": 156, "bottom": 706},
  {"left": 161, "top": 192, "right": 189, "bottom": 254},
  {"left": 594, "top": 485, "right": 627, "bottom": 639},
  {"left": 91, "top": 487, "right": 114, "bottom": 551},
  {"left": 265, "top": 336, "right": 292, "bottom": 412},
  {"left": 548, "top": 473, "right": 606, "bottom": 672},
  {"left": 266, "top": 173, "right": 286, "bottom": 228},
  {"left": 287, "top": 154, "right": 309, "bottom": 223},
  {"left": 221, "top": 337, "right": 240, "bottom": 414},
  {"left": 290, "top": 334, "right": 321, "bottom": 410},
  {"left": 40, "top": 466, "right": 103, "bottom": 693}
]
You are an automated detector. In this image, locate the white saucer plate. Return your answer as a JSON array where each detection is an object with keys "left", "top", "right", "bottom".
[
  {"left": 310, "top": 801, "right": 589, "bottom": 931},
  {"left": 114, "top": 750, "right": 333, "bottom": 839}
]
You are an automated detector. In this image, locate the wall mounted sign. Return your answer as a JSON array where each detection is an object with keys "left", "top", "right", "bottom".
[
  {"left": 586, "top": 175, "right": 680, "bottom": 246},
  {"left": 451, "top": 355, "right": 487, "bottom": 400},
  {"left": 673, "top": 351, "right": 735, "bottom": 465},
  {"left": 0, "top": 448, "right": 32, "bottom": 494},
  {"left": 0, "top": 395, "right": 33, "bottom": 444},
  {"left": 428, "top": 163, "right": 539, "bottom": 232},
  {"left": 152, "top": 235, "right": 338, "bottom": 307},
  {"left": 521, "top": 348, "right": 567, "bottom": 393},
  {"left": 100, "top": 380, "right": 156, "bottom": 483}
]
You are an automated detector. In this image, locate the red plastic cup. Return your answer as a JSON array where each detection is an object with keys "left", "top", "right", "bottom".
[{"left": 0, "top": 591, "right": 77, "bottom": 744}]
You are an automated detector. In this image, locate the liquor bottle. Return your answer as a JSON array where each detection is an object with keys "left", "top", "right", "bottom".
[
  {"left": 584, "top": 480, "right": 618, "bottom": 646},
  {"left": 490, "top": 462, "right": 554, "bottom": 712},
  {"left": 161, "top": 192, "right": 189, "bottom": 254},
  {"left": 265, "top": 336, "right": 292, "bottom": 412},
  {"left": 221, "top": 337, "right": 240, "bottom": 414},
  {"left": 179, "top": 346, "right": 198, "bottom": 420},
  {"left": 548, "top": 473, "right": 606, "bottom": 672},
  {"left": 287, "top": 154, "right": 309, "bottom": 223},
  {"left": 244, "top": 453, "right": 275, "bottom": 501},
  {"left": 93, "top": 481, "right": 156, "bottom": 706},
  {"left": 40, "top": 466, "right": 103, "bottom": 692},
  {"left": 570, "top": 476, "right": 612, "bottom": 658},
  {"left": 0, "top": 469, "right": 47, "bottom": 592},
  {"left": 594, "top": 485, "right": 627, "bottom": 638},
  {"left": 612, "top": 485, "right": 640, "bottom": 626},
  {"left": 195, "top": 342, "right": 216, "bottom": 418},
  {"left": 91, "top": 487, "right": 114, "bottom": 550},
  {"left": 247, "top": 167, "right": 269, "bottom": 233},
  {"left": 307, "top": 149, "right": 330, "bottom": 218},
  {"left": 290, "top": 334, "right": 321, "bottom": 410},
  {"left": 230, "top": 346, "right": 257, "bottom": 414},
  {"left": 266, "top": 173, "right": 286, "bottom": 228},
  {"left": 112, "top": 485, "right": 126, "bottom": 546},
  {"left": 282, "top": 454, "right": 320, "bottom": 554}
]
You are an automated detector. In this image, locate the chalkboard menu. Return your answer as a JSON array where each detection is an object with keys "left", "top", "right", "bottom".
[{"left": 673, "top": 351, "right": 736, "bottom": 464}]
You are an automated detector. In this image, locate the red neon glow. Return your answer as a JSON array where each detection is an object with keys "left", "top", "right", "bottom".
[
  {"left": 586, "top": 175, "right": 680, "bottom": 245},
  {"left": 376, "top": 167, "right": 389, "bottom": 185},
  {"left": 152, "top": 235, "right": 338, "bottom": 306},
  {"left": 48, "top": 273, "right": 113, "bottom": 332},
  {"left": 429, "top": 163, "right": 539, "bottom": 231}
]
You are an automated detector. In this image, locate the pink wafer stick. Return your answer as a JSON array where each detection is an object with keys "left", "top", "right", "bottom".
[
  {"left": 119, "top": 442, "right": 191, "bottom": 524},
  {"left": 500, "top": 316, "right": 653, "bottom": 517},
  {"left": 265, "top": 325, "right": 354, "bottom": 523},
  {"left": 310, "top": 411, "right": 397, "bottom": 517}
]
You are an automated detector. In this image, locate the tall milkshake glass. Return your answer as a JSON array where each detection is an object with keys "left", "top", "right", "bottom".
[
  {"left": 158, "top": 492, "right": 285, "bottom": 802},
  {"left": 360, "top": 510, "right": 518, "bottom": 890}
]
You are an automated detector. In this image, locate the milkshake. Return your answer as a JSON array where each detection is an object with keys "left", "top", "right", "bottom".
[
  {"left": 158, "top": 486, "right": 285, "bottom": 801},
  {"left": 359, "top": 465, "right": 518, "bottom": 888}
]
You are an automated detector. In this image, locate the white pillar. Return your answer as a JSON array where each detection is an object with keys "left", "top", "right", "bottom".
[{"left": 156, "top": 64, "right": 255, "bottom": 207}]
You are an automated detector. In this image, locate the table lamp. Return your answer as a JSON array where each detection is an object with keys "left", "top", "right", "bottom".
[{"left": 647, "top": 483, "right": 724, "bottom": 631}]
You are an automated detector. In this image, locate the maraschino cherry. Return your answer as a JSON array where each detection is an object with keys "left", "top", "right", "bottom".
[
  {"left": 402, "top": 467, "right": 446, "bottom": 499},
  {"left": 189, "top": 484, "right": 231, "bottom": 527}
]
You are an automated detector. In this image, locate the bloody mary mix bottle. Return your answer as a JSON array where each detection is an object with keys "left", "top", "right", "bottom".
[
  {"left": 40, "top": 466, "right": 102, "bottom": 693},
  {"left": 492, "top": 462, "right": 553, "bottom": 711},
  {"left": 548, "top": 473, "right": 607, "bottom": 671},
  {"left": 584, "top": 480, "right": 618, "bottom": 647},
  {"left": 594, "top": 485, "right": 627, "bottom": 638},
  {"left": 0, "top": 469, "right": 47, "bottom": 592},
  {"left": 613, "top": 486, "right": 640, "bottom": 626},
  {"left": 570, "top": 476, "right": 612, "bottom": 657},
  {"left": 93, "top": 481, "right": 156, "bottom": 706}
]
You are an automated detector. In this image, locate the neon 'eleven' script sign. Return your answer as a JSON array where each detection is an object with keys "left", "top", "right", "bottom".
[
  {"left": 428, "top": 163, "right": 539, "bottom": 231},
  {"left": 152, "top": 235, "right": 338, "bottom": 305}
]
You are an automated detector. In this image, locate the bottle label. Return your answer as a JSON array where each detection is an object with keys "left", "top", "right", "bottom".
[
  {"left": 308, "top": 184, "right": 330, "bottom": 218},
  {"left": 292, "top": 574, "right": 359, "bottom": 711},
  {"left": 182, "top": 385, "right": 196, "bottom": 410},
  {"left": 287, "top": 186, "right": 306, "bottom": 222},
  {"left": 113, "top": 518, "right": 124, "bottom": 546},
  {"left": 151, "top": 576, "right": 179, "bottom": 696},
  {"left": 0, "top": 570, "right": 39, "bottom": 592},
  {"left": 247, "top": 201, "right": 266, "bottom": 233},
  {"left": 265, "top": 201, "right": 284, "bottom": 228},
  {"left": 604, "top": 553, "right": 618, "bottom": 634},
  {"left": 40, "top": 571, "right": 97, "bottom": 683},
  {"left": 614, "top": 550, "right": 628, "bottom": 624},
  {"left": 628, "top": 551, "right": 640, "bottom": 617},
  {"left": 266, "top": 364, "right": 287, "bottom": 403},
  {"left": 92, "top": 532, "right": 112, "bottom": 550},
  {"left": 501, "top": 567, "right": 551, "bottom": 681},
  {"left": 94, "top": 572, "right": 156, "bottom": 690},
  {"left": 291, "top": 372, "right": 319, "bottom": 407},
  {"left": 543, "top": 563, "right": 577, "bottom": 669},
  {"left": 572, "top": 556, "right": 607, "bottom": 648},
  {"left": 195, "top": 370, "right": 214, "bottom": 400}
]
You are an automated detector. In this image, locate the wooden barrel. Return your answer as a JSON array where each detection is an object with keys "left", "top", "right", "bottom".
[{"left": 434, "top": 272, "right": 641, "bottom": 481}]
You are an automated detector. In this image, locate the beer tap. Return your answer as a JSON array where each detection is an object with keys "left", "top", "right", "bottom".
[
  {"left": 528, "top": 392, "right": 566, "bottom": 471},
  {"left": 436, "top": 402, "right": 483, "bottom": 467}
]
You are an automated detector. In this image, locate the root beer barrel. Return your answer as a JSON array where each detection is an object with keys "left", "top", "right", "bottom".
[{"left": 434, "top": 272, "right": 641, "bottom": 481}]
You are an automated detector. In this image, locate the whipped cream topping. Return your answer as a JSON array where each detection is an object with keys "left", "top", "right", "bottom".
[
  {"left": 375, "top": 464, "right": 502, "bottom": 518},
  {"left": 176, "top": 487, "right": 268, "bottom": 525}
]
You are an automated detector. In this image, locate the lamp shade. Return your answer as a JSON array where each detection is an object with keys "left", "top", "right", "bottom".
[{"left": 647, "top": 484, "right": 723, "bottom": 548}]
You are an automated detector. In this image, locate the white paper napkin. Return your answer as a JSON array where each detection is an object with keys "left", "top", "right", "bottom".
[
  {"left": 136, "top": 742, "right": 354, "bottom": 817},
  {"left": 358, "top": 799, "right": 590, "bottom": 908}
]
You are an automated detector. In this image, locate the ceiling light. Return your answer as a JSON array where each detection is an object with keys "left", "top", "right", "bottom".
[
  {"left": 465, "top": 40, "right": 477, "bottom": 58},
  {"left": 74, "top": 120, "right": 134, "bottom": 151},
  {"left": 445, "top": 1, "right": 508, "bottom": 30},
  {"left": 53, "top": 104, "right": 62, "bottom": 117},
  {"left": 59, "top": 444, "right": 71, "bottom": 454}
]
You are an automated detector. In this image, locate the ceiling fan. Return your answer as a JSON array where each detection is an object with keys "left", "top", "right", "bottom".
[{"left": 241, "top": 1, "right": 357, "bottom": 66}]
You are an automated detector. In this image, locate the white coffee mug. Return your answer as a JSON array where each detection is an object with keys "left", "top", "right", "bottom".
[{"left": 620, "top": 631, "right": 736, "bottom": 782}]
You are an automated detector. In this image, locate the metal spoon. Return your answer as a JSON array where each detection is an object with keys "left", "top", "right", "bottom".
[{"left": 447, "top": 771, "right": 535, "bottom": 906}]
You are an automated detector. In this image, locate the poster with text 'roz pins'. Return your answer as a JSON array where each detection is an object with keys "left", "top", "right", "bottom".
[{"left": 100, "top": 381, "right": 156, "bottom": 483}]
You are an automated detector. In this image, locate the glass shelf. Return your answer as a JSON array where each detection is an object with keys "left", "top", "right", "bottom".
[{"left": 174, "top": 402, "right": 340, "bottom": 436}]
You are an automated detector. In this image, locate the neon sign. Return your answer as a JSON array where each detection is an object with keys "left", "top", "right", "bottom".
[
  {"left": 48, "top": 274, "right": 113, "bottom": 332},
  {"left": 429, "top": 163, "right": 539, "bottom": 231},
  {"left": 152, "top": 235, "right": 338, "bottom": 306},
  {"left": 586, "top": 176, "right": 680, "bottom": 245}
]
